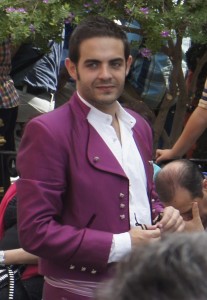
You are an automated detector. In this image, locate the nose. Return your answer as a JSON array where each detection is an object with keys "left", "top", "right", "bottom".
[{"left": 98, "top": 64, "right": 112, "bottom": 80}]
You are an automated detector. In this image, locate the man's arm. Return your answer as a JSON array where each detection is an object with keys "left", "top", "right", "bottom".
[
  {"left": 156, "top": 78, "right": 207, "bottom": 163},
  {"left": 3, "top": 248, "right": 38, "bottom": 265}
]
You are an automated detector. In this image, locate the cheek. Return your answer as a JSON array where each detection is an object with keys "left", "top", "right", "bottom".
[
  {"left": 117, "top": 71, "right": 128, "bottom": 81},
  {"left": 82, "top": 73, "right": 97, "bottom": 86},
  {"left": 199, "top": 204, "right": 207, "bottom": 217}
]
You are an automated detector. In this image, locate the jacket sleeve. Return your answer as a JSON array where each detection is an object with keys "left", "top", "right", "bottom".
[{"left": 16, "top": 118, "right": 113, "bottom": 272}]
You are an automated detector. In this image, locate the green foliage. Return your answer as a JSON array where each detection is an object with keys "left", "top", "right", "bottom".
[
  {"left": 0, "top": 0, "right": 70, "bottom": 48},
  {"left": 0, "top": 0, "right": 206, "bottom": 53}
]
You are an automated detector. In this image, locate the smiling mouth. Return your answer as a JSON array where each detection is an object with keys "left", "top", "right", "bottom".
[
  {"left": 96, "top": 86, "right": 115, "bottom": 95},
  {"left": 96, "top": 85, "right": 114, "bottom": 88}
]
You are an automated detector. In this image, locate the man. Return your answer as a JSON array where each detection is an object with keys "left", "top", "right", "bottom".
[
  {"left": 0, "top": 182, "right": 43, "bottom": 300},
  {"left": 155, "top": 159, "right": 207, "bottom": 231},
  {"left": 11, "top": 40, "right": 63, "bottom": 123},
  {"left": 16, "top": 16, "right": 184, "bottom": 300},
  {"left": 96, "top": 232, "right": 207, "bottom": 300},
  {"left": 0, "top": 39, "right": 19, "bottom": 195}
]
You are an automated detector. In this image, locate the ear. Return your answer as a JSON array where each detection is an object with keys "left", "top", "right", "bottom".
[
  {"left": 203, "top": 179, "right": 207, "bottom": 190},
  {"left": 126, "top": 55, "right": 133, "bottom": 76},
  {"left": 65, "top": 58, "right": 78, "bottom": 80}
]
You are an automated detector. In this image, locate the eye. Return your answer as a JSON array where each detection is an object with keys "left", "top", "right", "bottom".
[
  {"left": 111, "top": 61, "right": 122, "bottom": 68},
  {"left": 86, "top": 62, "right": 99, "bottom": 69}
]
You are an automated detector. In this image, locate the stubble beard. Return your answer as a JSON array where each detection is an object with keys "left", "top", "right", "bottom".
[{"left": 76, "top": 67, "right": 125, "bottom": 107}]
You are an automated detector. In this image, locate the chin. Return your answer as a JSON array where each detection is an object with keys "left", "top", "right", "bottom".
[{"left": 97, "top": 96, "right": 117, "bottom": 104}]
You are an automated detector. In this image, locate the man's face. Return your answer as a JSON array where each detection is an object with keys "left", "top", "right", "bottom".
[
  {"left": 164, "top": 187, "right": 195, "bottom": 221},
  {"left": 164, "top": 187, "right": 207, "bottom": 226},
  {"left": 66, "top": 37, "right": 132, "bottom": 113}
]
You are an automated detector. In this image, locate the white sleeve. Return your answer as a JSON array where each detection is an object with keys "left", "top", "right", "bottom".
[{"left": 108, "top": 232, "right": 131, "bottom": 263}]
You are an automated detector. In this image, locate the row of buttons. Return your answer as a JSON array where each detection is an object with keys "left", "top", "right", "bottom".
[
  {"left": 93, "top": 154, "right": 127, "bottom": 218},
  {"left": 119, "top": 192, "right": 126, "bottom": 220},
  {"left": 89, "top": 160, "right": 127, "bottom": 220},
  {"left": 151, "top": 199, "right": 156, "bottom": 214},
  {"left": 69, "top": 265, "right": 97, "bottom": 274}
]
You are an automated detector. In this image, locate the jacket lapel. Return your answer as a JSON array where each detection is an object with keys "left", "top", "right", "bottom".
[
  {"left": 132, "top": 127, "right": 153, "bottom": 195},
  {"left": 87, "top": 125, "right": 127, "bottom": 178}
]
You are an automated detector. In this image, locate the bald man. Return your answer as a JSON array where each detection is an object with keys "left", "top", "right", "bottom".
[{"left": 155, "top": 159, "right": 207, "bottom": 231}]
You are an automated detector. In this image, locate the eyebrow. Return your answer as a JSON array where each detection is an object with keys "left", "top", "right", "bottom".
[
  {"left": 84, "top": 58, "right": 124, "bottom": 64},
  {"left": 84, "top": 59, "right": 100, "bottom": 64},
  {"left": 109, "top": 58, "right": 125, "bottom": 64}
]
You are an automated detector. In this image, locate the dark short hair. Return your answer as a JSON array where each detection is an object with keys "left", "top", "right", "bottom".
[
  {"left": 69, "top": 16, "right": 130, "bottom": 64},
  {"left": 155, "top": 159, "right": 204, "bottom": 203},
  {"left": 96, "top": 232, "right": 207, "bottom": 300}
]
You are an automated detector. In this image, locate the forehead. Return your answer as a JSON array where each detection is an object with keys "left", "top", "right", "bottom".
[
  {"left": 78, "top": 37, "right": 125, "bottom": 61},
  {"left": 165, "top": 187, "right": 193, "bottom": 213}
]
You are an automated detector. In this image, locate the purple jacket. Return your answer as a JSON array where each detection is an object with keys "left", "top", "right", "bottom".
[{"left": 16, "top": 92, "right": 163, "bottom": 282}]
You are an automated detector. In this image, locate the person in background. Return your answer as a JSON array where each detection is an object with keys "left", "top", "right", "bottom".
[
  {"left": 184, "top": 43, "right": 207, "bottom": 160},
  {"left": 156, "top": 77, "right": 207, "bottom": 164},
  {"left": 16, "top": 16, "right": 184, "bottom": 300},
  {"left": 0, "top": 39, "right": 19, "bottom": 194},
  {"left": 0, "top": 182, "right": 44, "bottom": 300},
  {"left": 11, "top": 40, "right": 63, "bottom": 124},
  {"left": 96, "top": 232, "right": 207, "bottom": 300},
  {"left": 154, "top": 159, "right": 207, "bottom": 231}
]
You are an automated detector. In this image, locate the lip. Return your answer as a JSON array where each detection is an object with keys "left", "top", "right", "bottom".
[
  {"left": 96, "top": 85, "right": 114, "bottom": 88},
  {"left": 96, "top": 86, "right": 115, "bottom": 94},
  {"left": 95, "top": 85, "right": 115, "bottom": 91}
]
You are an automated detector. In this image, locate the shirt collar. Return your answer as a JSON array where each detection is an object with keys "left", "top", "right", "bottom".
[{"left": 77, "top": 92, "right": 136, "bottom": 129}]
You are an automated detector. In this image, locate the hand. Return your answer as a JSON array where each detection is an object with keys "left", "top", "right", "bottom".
[
  {"left": 129, "top": 226, "right": 161, "bottom": 247},
  {"left": 185, "top": 202, "right": 204, "bottom": 232},
  {"left": 157, "top": 206, "right": 185, "bottom": 233},
  {"left": 155, "top": 149, "right": 176, "bottom": 164}
]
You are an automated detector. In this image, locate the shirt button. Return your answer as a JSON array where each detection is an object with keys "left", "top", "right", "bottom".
[
  {"left": 152, "top": 209, "right": 156, "bottom": 213},
  {"left": 151, "top": 199, "right": 155, "bottom": 202},
  {"left": 91, "top": 269, "right": 97, "bottom": 274},
  {"left": 120, "top": 214, "right": 125, "bottom": 220},
  {"left": 119, "top": 193, "right": 125, "bottom": 198},
  {"left": 81, "top": 267, "right": 86, "bottom": 272},
  {"left": 120, "top": 203, "right": 125, "bottom": 208}
]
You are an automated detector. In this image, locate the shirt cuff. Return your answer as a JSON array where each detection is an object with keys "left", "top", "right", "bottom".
[{"left": 108, "top": 232, "right": 131, "bottom": 263}]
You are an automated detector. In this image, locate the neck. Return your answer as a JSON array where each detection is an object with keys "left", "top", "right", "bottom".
[
  {"left": 111, "top": 114, "right": 121, "bottom": 143},
  {"left": 96, "top": 101, "right": 118, "bottom": 118}
]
